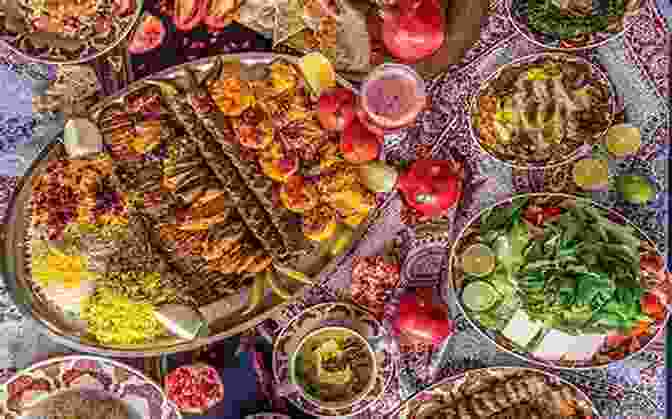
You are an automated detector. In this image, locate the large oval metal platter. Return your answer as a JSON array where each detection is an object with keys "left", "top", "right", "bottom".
[
  {"left": 390, "top": 367, "right": 599, "bottom": 418},
  {"left": 443, "top": 193, "right": 669, "bottom": 369},
  {"left": 1, "top": 53, "right": 390, "bottom": 357}
]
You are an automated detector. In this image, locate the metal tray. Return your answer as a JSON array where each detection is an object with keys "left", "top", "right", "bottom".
[{"left": 0, "top": 53, "right": 391, "bottom": 357}]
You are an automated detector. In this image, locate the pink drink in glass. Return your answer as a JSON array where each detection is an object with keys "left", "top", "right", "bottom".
[{"left": 359, "top": 64, "right": 427, "bottom": 133}]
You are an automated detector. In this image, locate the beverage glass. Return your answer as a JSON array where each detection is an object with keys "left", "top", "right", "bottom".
[{"left": 359, "top": 63, "right": 428, "bottom": 134}]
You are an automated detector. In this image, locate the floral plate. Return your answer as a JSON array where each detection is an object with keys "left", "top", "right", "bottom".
[
  {"left": 272, "top": 302, "right": 397, "bottom": 418},
  {"left": 443, "top": 193, "right": 669, "bottom": 369},
  {"left": 469, "top": 52, "right": 615, "bottom": 170},
  {"left": 390, "top": 367, "right": 599, "bottom": 418},
  {"left": 0, "top": 355, "right": 181, "bottom": 419},
  {"left": 506, "top": 0, "right": 644, "bottom": 50}
]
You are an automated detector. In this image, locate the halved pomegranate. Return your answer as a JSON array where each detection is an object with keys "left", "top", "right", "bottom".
[{"left": 165, "top": 364, "right": 224, "bottom": 414}]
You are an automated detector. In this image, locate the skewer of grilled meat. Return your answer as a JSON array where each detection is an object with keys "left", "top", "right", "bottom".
[
  {"left": 146, "top": 79, "right": 289, "bottom": 260},
  {"left": 181, "top": 66, "right": 308, "bottom": 256}
]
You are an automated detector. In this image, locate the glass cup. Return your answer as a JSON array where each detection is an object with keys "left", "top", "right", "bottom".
[{"left": 359, "top": 63, "right": 428, "bottom": 135}]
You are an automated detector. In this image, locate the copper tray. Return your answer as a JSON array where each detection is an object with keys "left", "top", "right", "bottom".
[{"left": 0, "top": 52, "right": 392, "bottom": 357}]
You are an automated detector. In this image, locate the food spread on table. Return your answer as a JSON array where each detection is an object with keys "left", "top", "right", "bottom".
[
  {"left": 452, "top": 195, "right": 668, "bottom": 367},
  {"left": 473, "top": 54, "right": 612, "bottom": 167},
  {"left": 1, "top": 0, "right": 670, "bottom": 414}
]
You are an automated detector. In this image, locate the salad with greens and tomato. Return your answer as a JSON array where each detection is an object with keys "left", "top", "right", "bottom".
[{"left": 449, "top": 194, "right": 669, "bottom": 367}]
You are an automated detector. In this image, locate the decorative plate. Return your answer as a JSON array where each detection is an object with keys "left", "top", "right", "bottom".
[
  {"left": 469, "top": 53, "right": 615, "bottom": 170},
  {"left": 390, "top": 367, "right": 599, "bottom": 418},
  {"left": 272, "top": 302, "right": 396, "bottom": 418},
  {"left": 1, "top": 53, "right": 391, "bottom": 357},
  {"left": 0, "top": 355, "right": 181, "bottom": 419},
  {"left": 443, "top": 193, "right": 669, "bottom": 369},
  {"left": 0, "top": 0, "right": 144, "bottom": 65},
  {"left": 506, "top": 0, "right": 644, "bottom": 50}
]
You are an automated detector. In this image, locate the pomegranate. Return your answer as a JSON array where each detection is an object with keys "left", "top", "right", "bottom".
[
  {"left": 317, "top": 88, "right": 356, "bottom": 132},
  {"left": 165, "top": 364, "right": 224, "bottom": 414},
  {"left": 340, "top": 118, "right": 381, "bottom": 163},
  {"left": 394, "top": 290, "right": 454, "bottom": 346},
  {"left": 397, "top": 159, "right": 463, "bottom": 217},
  {"left": 128, "top": 15, "right": 166, "bottom": 54},
  {"left": 380, "top": 0, "right": 445, "bottom": 63}
]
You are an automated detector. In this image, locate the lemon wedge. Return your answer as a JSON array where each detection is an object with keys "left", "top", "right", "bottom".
[
  {"left": 297, "top": 52, "right": 337, "bottom": 97},
  {"left": 605, "top": 123, "right": 641, "bottom": 158},
  {"left": 572, "top": 158, "right": 609, "bottom": 191}
]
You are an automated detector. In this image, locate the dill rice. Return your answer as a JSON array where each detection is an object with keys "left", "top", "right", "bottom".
[{"left": 81, "top": 287, "right": 165, "bottom": 345}]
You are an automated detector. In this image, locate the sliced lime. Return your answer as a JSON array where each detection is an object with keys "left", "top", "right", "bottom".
[
  {"left": 616, "top": 175, "right": 656, "bottom": 204},
  {"left": 461, "top": 243, "right": 496, "bottom": 277},
  {"left": 462, "top": 281, "right": 499, "bottom": 312}
]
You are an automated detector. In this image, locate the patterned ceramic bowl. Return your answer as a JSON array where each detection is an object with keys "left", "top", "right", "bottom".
[
  {"left": 273, "top": 302, "right": 396, "bottom": 418},
  {"left": 469, "top": 53, "right": 615, "bottom": 170},
  {"left": 290, "top": 326, "right": 378, "bottom": 411},
  {"left": 506, "top": 0, "right": 645, "bottom": 50},
  {"left": 0, "top": 355, "right": 181, "bottom": 419}
]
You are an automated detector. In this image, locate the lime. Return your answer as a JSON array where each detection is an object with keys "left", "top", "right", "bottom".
[
  {"left": 462, "top": 281, "right": 499, "bottom": 312},
  {"left": 461, "top": 243, "right": 496, "bottom": 277},
  {"left": 616, "top": 175, "right": 656, "bottom": 204},
  {"left": 572, "top": 158, "right": 609, "bottom": 191},
  {"left": 297, "top": 52, "right": 337, "bottom": 97},
  {"left": 605, "top": 123, "right": 641, "bottom": 158}
]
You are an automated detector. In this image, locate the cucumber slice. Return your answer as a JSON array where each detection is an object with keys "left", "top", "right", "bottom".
[{"left": 462, "top": 281, "right": 499, "bottom": 312}]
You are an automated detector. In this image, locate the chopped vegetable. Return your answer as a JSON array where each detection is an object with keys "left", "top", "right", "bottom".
[{"left": 81, "top": 287, "right": 165, "bottom": 345}]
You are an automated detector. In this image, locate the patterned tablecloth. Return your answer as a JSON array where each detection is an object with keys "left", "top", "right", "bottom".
[{"left": 0, "top": 0, "right": 670, "bottom": 418}]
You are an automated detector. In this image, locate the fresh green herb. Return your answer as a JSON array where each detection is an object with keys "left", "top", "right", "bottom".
[
  {"left": 527, "top": 0, "right": 627, "bottom": 40},
  {"left": 469, "top": 198, "right": 652, "bottom": 337}
]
